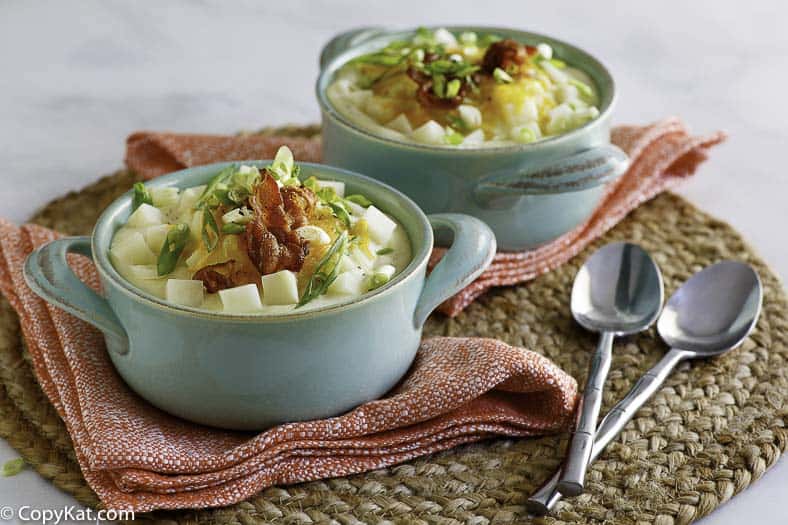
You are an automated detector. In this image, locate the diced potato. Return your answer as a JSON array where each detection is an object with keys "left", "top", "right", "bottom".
[
  {"left": 537, "top": 43, "right": 553, "bottom": 60},
  {"left": 345, "top": 201, "right": 366, "bottom": 217},
  {"left": 328, "top": 270, "right": 366, "bottom": 296},
  {"left": 143, "top": 224, "right": 170, "bottom": 253},
  {"left": 376, "top": 264, "right": 396, "bottom": 279},
  {"left": 520, "top": 99, "right": 539, "bottom": 123},
  {"left": 111, "top": 231, "right": 155, "bottom": 265},
  {"left": 412, "top": 120, "right": 446, "bottom": 145},
  {"left": 315, "top": 180, "right": 345, "bottom": 198},
  {"left": 219, "top": 284, "right": 263, "bottom": 313},
  {"left": 339, "top": 253, "right": 361, "bottom": 273},
  {"left": 166, "top": 279, "right": 204, "bottom": 307},
  {"left": 386, "top": 114, "right": 413, "bottom": 135},
  {"left": 364, "top": 205, "right": 397, "bottom": 245},
  {"left": 463, "top": 129, "right": 486, "bottom": 145},
  {"left": 433, "top": 28, "right": 458, "bottom": 49},
  {"left": 129, "top": 265, "right": 160, "bottom": 280},
  {"left": 261, "top": 270, "right": 300, "bottom": 305},
  {"left": 179, "top": 185, "right": 206, "bottom": 211},
  {"left": 541, "top": 61, "right": 568, "bottom": 84},
  {"left": 350, "top": 246, "right": 374, "bottom": 271},
  {"left": 296, "top": 225, "right": 331, "bottom": 245},
  {"left": 458, "top": 105, "right": 482, "bottom": 130},
  {"left": 151, "top": 187, "right": 180, "bottom": 208},
  {"left": 127, "top": 203, "right": 163, "bottom": 228}
]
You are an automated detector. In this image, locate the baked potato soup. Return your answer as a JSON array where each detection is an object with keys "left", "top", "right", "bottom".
[
  {"left": 110, "top": 147, "right": 411, "bottom": 314},
  {"left": 327, "top": 28, "right": 600, "bottom": 147}
]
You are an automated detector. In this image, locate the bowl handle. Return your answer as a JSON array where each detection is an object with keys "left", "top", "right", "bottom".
[
  {"left": 473, "top": 144, "right": 629, "bottom": 207},
  {"left": 319, "top": 27, "right": 387, "bottom": 70},
  {"left": 23, "top": 236, "right": 129, "bottom": 355},
  {"left": 413, "top": 214, "right": 496, "bottom": 328}
]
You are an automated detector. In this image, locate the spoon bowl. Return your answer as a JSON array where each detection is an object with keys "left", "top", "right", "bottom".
[
  {"left": 571, "top": 242, "right": 664, "bottom": 334},
  {"left": 658, "top": 260, "right": 762, "bottom": 355},
  {"left": 558, "top": 242, "right": 663, "bottom": 496}
]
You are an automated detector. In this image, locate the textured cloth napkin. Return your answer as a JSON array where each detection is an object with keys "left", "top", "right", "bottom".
[
  {"left": 127, "top": 118, "right": 725, "bottom": 315},
  {"left": 0, "top": 225, "right": 577, "bottom": 512}
]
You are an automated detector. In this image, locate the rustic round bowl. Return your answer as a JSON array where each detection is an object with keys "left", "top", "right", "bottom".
[
  {"left": 317, "top": 26, "right": 628, "bottom": 251},
  {"left": 23, "top": 161, "right": 495, "bottom": 430}
]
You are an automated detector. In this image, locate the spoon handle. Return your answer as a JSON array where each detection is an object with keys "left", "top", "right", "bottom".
[
  {"left": 527, "top": 348, "right": 689, "bottom": 515},
  {"left": 557, "top": 331, "right": 615, "bottom": 496}
]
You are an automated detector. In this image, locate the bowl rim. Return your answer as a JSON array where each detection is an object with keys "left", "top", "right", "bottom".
[
  {"left": 91, "top": 161, "right": 435, "bottom": 323},
  {"left": 316, "top": 25, "right": 617, "bottom": 154}
]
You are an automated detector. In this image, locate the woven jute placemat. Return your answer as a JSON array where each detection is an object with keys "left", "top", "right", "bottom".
[{"left": 1, "top": 126, "right": 786, "bottom": 524}]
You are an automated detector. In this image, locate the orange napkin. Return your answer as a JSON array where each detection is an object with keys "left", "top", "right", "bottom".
[
  {"left": 126, "top": 118, "right": 725, "bottom": 316},
  {"left": 0, "top": 223, "right": 577, "bottom": 512}
]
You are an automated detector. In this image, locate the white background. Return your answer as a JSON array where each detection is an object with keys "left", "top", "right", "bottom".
[{"left": 0, "top": 1, "right": 786, "bottom": 523}]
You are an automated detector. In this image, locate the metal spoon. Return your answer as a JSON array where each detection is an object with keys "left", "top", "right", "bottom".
[
  {"left": 527, "top": 260, "right": 763, "bottom": 515},
  {"left": 557, "top": 242, "right": 664, "bottom": 496}
]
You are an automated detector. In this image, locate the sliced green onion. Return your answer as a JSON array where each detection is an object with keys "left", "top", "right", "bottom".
[
  {"left": 221, "top": 223, "right": 246, "bottom": 234},
  {"left": 297, "top": 231, "right": 348, "bottom": 308},
  {"left": 376, "top": 247, "right": 394, "bottom": 255},
  {"left": 157, "top": 223, "right": 190, "bottom": 276},
  {"left": 516, "top": 127, "right": 537, "bottom": 144},
  {"left": 478, "top": 33, "right": 502, "bottom": 47},
  {"left": 195, "top": 165, "right": 235, "bottom": 210},
  {"left": 2, "top": 458, "right": 25, "bottom": 477},
  {"left": 432, "top": 74, "right": 446, "bottom": 97},
  {"left": 549, "top": 58, "right": 566, "bottom": 68},
  {"left": 447, "top": 114, "right": 469, "bottom": 133},
  {"left": 568, "top": 78, "right": 594, "bottom": 101},
  {"left": 493, "top": 67, "right": 513, "bottom": 84},
  {"left": 445, "top": 78, "right": 462, "bottom": 98},
  {"left": 345, "top": 194, "right": 373, "bottom": 207},
  {"left": 202, "top": 209, "right": 219, "bottom": 252},
  {"left": 459, "top": 32, "right": 477, "bottom": 45},
  {"left": 132, "top": 182, "right": 153, "bottom": 211},
  {"left": 329, "top": 202, "right": 352, "bottom": 227},
  {"left": 445, "top": 128, "right": 464, "bottom": 146},
  {"left": 368, "top": 272, "right": 391, "bottom": 291},
  {"left": 270, "top": 146, "right": 295, "bottom": 182}
]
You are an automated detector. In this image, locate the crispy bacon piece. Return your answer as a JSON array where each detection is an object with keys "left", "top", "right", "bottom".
[
  {"left": 481, "top": 39, "right": 530, "bottom": 74},
  {"left": 243, "top": 171, "right": 312, "bottom": 275},
  {"left": 192, "top": 260, "right": 255, "bottom": 293},
  {"left": 280, "top": 185, "right": 316, "bottom": 229},
  {"left": 406, "top": 67, "right": 469, "bottom": 110}
]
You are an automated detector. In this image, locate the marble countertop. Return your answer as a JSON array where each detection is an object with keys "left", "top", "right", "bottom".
[{"left": 0, "top": 1, "right": 785, "bottom": 523}]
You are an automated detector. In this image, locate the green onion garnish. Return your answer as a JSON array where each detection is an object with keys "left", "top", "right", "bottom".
[
  {"left": 2, "top": 458, "right": 25, "bottom": 477},
  {"left": 221, "top": 223, "right": 246, "bottom": 234},
  {"left": 345, "top": 194, "right": 372, "bottom": 207},
  {"left": 568, "top": 78, "right": 594, "bottom": 101},
  {"left": 132, "top": 182, "right": 153, "bottom": 212},
  {"left": 157, "top": 223, "right": 190, "bottom": 276},
  {"left": 329, "top": 202, "right": 352, "bottom": 227},
  {"left": 445, "top": 127, "right": 464, "bottom": 146},
  {"left": 376, "top": 247, "right": 394, "bottom": 255},
  {"left": 201, "top": 209, "right": 219, "bottom": 252},
  {"left": 445, "top": 78, "right": 462, "bottom": 98},
  {"left": 297, "top": 231, "right": 349, "bottom": 308},
  {"left": 493, "top": 67, "right": 513, "bottom": 84},
  {"left": 368, "top": 272, "right": 391, "bottom": 291}
]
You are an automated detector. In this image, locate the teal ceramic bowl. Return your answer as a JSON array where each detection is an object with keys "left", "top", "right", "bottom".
[
  {"left": 23, "top": 162, "right": 495, "bottom": 430},
  {"left": 317, "top": 26, "right": 629, "bottom": 251}
]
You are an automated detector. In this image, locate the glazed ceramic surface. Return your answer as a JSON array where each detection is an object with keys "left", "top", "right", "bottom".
[
  {"left": 23, "top": 162, "right": 496, "bottom": 430},
  {"left": 317, "top": 26, "right": 629, "bottom": 251}
]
